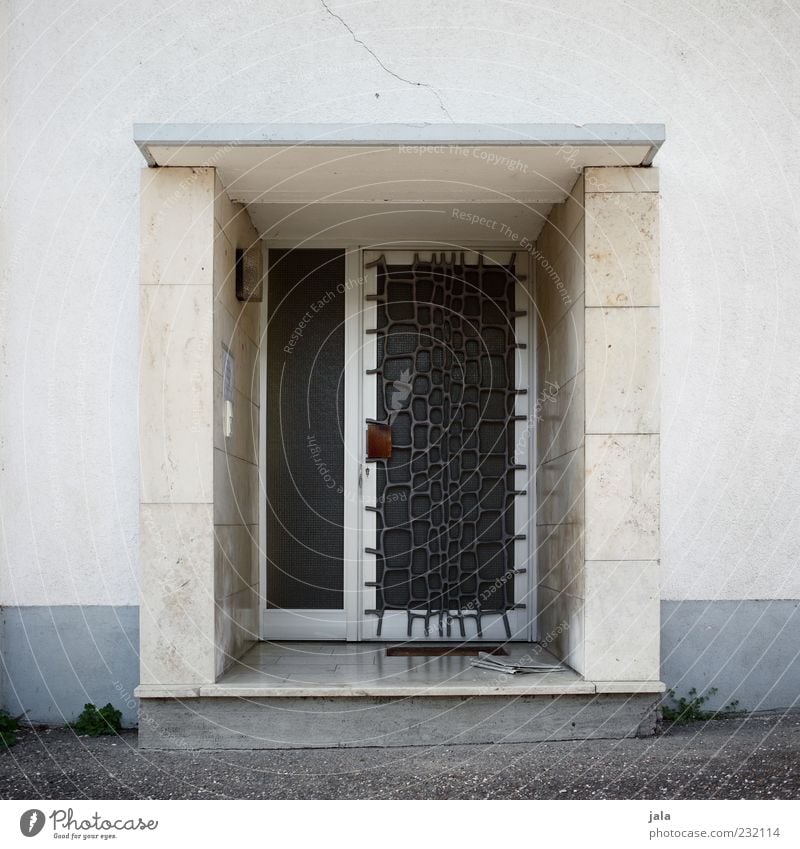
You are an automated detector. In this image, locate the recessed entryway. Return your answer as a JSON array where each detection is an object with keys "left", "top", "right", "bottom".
[{"left": 135, "top": 124, "right": 664, "bottom": 748}]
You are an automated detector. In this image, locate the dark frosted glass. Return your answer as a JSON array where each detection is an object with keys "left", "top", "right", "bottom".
[{"left": 266, "top": 249, "right": 345, "bottom": 609}]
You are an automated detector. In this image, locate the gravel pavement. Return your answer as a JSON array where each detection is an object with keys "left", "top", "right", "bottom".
[{"left": 1, "top": 713, "right": 798, "bottom": 800}]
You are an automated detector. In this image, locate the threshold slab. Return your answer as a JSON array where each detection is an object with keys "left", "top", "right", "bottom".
[{"left": 135, "top": 643, "right": 663, "bottom": 699}]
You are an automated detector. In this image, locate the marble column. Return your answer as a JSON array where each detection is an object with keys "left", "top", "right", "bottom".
[{"left": 583, "top": 166, "right": 661, "bottom": 682}]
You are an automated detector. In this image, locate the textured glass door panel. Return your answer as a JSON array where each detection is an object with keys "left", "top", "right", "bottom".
[{"left": 266, "top": 249, "right": 345, "bottom": 609}]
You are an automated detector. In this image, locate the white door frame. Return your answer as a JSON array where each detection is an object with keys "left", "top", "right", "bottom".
[{"left": 260, "top": 243, "right": 536, "bottom": 642}]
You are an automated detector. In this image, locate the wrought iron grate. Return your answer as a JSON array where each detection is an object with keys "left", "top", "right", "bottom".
[{"left": 365, "top": 253, "right": 527, "bottom": 638}]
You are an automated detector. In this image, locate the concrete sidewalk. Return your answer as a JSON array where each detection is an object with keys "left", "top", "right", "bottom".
[{"left": 1, "top": 714, "right": 797, "bottom": 800}]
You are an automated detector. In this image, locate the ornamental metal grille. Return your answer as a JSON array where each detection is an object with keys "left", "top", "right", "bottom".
[{"left": 365, "top": 253, "right": 527, "bottom": 638}]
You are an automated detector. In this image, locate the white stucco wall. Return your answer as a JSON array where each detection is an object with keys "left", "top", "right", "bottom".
[{"left": 2, "top": 0, "right": 800, "bottom": 606}]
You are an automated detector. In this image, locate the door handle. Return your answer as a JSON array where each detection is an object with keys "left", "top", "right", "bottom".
[{"left": 366, "top": 420, "right": 392, "bottom": 459}]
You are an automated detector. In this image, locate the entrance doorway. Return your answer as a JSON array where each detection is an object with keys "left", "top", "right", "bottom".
[{"left": 261, "top": 247, "right": 533, "bottom": 642}]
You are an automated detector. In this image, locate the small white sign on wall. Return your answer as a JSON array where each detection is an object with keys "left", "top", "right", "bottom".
[{"left": 222, "top": 344, "right": 235, "bottom": 437}]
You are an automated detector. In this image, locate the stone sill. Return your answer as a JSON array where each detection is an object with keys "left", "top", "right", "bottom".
[{"left": 135, "top": 680, "right": 665, "bottom": 699}]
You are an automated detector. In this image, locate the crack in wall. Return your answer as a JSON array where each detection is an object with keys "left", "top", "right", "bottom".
[{"left": 319, "top": 0, "right": 454, "bottom": 122}]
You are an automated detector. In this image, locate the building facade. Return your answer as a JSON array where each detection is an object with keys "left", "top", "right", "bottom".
[{"left": 1, "top": 1, "right": 798, "bottom": 743}]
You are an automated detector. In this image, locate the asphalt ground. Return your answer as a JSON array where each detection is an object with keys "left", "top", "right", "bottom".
[{"left": 0, "top": 713, "right": 797, "bottom": 800}]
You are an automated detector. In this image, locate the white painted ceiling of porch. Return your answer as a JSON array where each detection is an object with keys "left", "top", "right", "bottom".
[
  {"left": 243, "top": 201, "right": 551, "bottom": 242},
  {"left": 140, "top": 127, "right": 659, "bottom": 242}
]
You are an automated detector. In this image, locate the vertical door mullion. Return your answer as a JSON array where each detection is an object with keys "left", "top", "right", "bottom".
[
  {"left": 258, "top": 244, "right": 269, "bottom": 638},
  {"left": 343, "top": 247, "right": 362, "bottom": 641}
]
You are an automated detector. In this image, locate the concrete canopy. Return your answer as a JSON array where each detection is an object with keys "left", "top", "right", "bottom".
[{"left": 134, "top": 123, "right": 664, "bottom": 242}]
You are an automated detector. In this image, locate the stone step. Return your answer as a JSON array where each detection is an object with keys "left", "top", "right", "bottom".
[{"left": 138, "top": 693, "right": 660, "bottom": 750}]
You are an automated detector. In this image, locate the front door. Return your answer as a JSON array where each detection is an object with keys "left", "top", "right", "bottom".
[
  {"left": 360, "top": 250, "right": 532, "bottom": 641},
  {"left": 261, "top": 247, "right": 532, "bottom": 642}
]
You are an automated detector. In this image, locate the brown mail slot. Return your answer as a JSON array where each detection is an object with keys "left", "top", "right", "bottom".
[{"left": 366, "top": 421, "right": 392, "bottom": 459}]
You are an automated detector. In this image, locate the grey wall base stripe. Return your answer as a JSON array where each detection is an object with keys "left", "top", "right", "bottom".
[
  {"left": 0, "top": 606, "right": 139, "bottom": 726},
  {"left": 661, "top": 600, "right": 800, "bottom": 712}
]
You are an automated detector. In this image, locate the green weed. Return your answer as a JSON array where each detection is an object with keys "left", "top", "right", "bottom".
[
  {"left": 661, "top": 687, "right": 741, "bottom": 724},
  {"left": 70, "top": 703, "right": 122, "bottom": 737}
]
